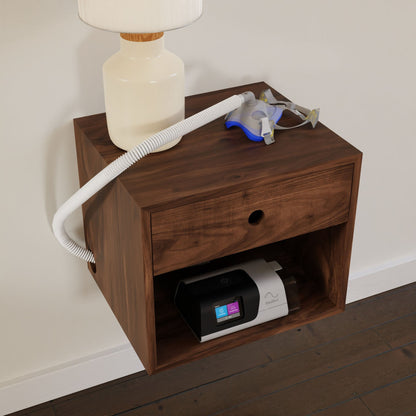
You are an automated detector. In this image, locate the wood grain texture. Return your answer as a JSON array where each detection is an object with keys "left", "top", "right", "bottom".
[
  {"left": 75, "top": 122, "right": 156, "bottom": 371},
  {"left": 52, "top": 341, "right": 270, "bottom": 416},
  {"left": 152, "top": 237, "right": 346, "bottom": 371},
  {"left": 373, "top": 313, "right": 416, "bottom": 349},
  {"left": 311, "top": 400, "right": 374, "bottom": 416},
  {"left": 73, "top": 81, "right": 362, "bottom": 374},
  {"left": 215, "top": 343, "right": 416, "bottom": 416},
  {"left": 120, "top": 33, "right": 163, "bottom": 42},
  {"left": 73, "top": 82, "right": 360, "bottom": 211},
  {"left": 25, "top": 409, "right": 55, "bottom": 416},
  {"left": 261, "top": 284, "right": 416, "bottom": 361},
  {"left": 361, "top": 374, "right": 416, "bottom": 416},
  {"left": 12, "top": 284, "right": 416, "bottom": 416},
  {"left": 9, "top": 406, "right": 55, "bottom": 416},
  {"left": 152, "top": 164, "right": 353, "bottom": 275},
  {"left": 127, "top": 330, "right": 389, "bottom": 416}
]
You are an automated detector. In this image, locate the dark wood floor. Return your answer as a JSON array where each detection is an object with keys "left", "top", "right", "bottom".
[{"left": 10, "top": 282, "right": 416, "bottom": 416}]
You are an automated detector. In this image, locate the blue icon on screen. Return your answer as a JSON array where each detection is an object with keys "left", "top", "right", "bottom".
[{"left": 215, "top": 305, "right": 228, "bottom": 319}]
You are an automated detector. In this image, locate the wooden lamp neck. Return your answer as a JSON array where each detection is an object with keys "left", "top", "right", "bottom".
[{"left": 120, "top": 33, "right": 164, "bottom": 42}]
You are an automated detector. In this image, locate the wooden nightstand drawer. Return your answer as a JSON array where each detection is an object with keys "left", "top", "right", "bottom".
[{"left": 151, "top": 164, "right": 353, "bottom": 275}]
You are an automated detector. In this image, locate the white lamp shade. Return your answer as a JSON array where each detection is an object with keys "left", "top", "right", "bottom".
[{"left": 78, "top": 0, "right": 203, "bottom": 33}]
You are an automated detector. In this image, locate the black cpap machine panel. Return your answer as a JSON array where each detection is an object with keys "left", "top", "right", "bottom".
[
  {"left": 174, "top": 269, "right": 260, "bottom": 338},
  {"left": 174, "top": 259, "right": 292, "bottom": 342}
]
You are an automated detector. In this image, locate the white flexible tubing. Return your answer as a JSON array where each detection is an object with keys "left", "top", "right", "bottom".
[{"left": 52, "top": 92, "right": 253, "bottom": 263}]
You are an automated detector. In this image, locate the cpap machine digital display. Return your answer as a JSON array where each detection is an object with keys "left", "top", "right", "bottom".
[
  {"left": 215, "top": 299, "right": 241, "bottom": 324},
  {"left": 174, "top": 259, "right": 291, "bottom": 342}
]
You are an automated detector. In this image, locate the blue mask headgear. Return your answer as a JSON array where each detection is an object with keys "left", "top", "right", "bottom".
[{"left": 225, "top": 89, "right": 320, "bottom": 145}]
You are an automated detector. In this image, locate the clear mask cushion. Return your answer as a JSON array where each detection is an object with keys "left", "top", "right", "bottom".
[{"left": 225, "top": 89, "right": 319, "bottom": 143}]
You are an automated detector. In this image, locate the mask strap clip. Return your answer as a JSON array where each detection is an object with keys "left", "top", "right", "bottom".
[
  {"left": 260, "top": 117, "right": 275, "bottom": 145},
  {"left": 260, "top": 89, "right": 320, "bottom": 130}
]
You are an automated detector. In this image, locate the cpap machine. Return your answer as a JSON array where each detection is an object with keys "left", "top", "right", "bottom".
[{"left": 174, "top": 258, "right": 293, "bottom": 342}]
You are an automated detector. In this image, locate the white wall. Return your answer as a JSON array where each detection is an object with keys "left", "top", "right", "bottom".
[{"left": 1, "top": 0, "right": 415, "bottom": 413}]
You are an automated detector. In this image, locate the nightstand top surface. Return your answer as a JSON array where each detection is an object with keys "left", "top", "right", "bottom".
[{"left": 74, "top": 82, "right": 361, "bottom": 209}]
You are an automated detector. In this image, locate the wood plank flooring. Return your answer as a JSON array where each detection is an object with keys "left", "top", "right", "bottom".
[{"left": 8, "top": 282, "right": 416, "bottom": 416}]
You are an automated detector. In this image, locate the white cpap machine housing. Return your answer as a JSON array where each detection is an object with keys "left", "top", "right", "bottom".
[{"left": 174, "top": 259, "right": 290, "bottom": 342}]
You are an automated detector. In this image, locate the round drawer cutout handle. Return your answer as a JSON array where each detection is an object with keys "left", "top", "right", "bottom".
[{"left": 248, "top": 210, "right": 264, "bottom": 225}]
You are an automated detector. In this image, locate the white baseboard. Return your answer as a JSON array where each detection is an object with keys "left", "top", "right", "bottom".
[
  {"left": 346, "top": 255, "right": 416, "bottom": 303},
  {"left": 0, "top": 344, "right": 143, "bottom": 416},
  {"left": 2, "top": 257, "right": 416, "bottom": 416}
]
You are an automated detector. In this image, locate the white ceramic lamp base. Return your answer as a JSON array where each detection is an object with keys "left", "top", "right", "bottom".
[{"left": 103, "top": 33, "right": 184, "bottom": 151}]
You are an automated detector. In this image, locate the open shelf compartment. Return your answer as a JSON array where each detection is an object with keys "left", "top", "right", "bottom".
[{"left": 153, "top": 224, "right": 348, "bottom": 372}]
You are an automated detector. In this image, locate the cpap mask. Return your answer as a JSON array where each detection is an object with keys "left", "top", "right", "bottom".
[{"left": 225, "top": 89, "right": 320, "bottom": 145}]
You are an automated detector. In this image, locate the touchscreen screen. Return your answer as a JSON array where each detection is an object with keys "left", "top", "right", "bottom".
[{"left": 214, "top": 299, "right": 241, "bottom": 324}]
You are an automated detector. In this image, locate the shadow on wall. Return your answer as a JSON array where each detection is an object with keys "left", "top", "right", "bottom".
[
  {"left": 75, "top": 30, "right": 117, "bottom": 115},
  {"left": 43, "top": 117, "right": 96, "bottom": 296},
  {"left": 44, "top": 28, "right": 114, "bottom": 227},
  {"left": 43, "top": 31, "right": 117, "bottom": 296},
  {"left": 185, "top": 60, "right": 262, "bottom": 97}
]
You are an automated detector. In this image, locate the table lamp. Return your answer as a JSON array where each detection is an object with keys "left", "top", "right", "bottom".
[{"left": 77, "top": 0, "right": 203, "bottom": 151}]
